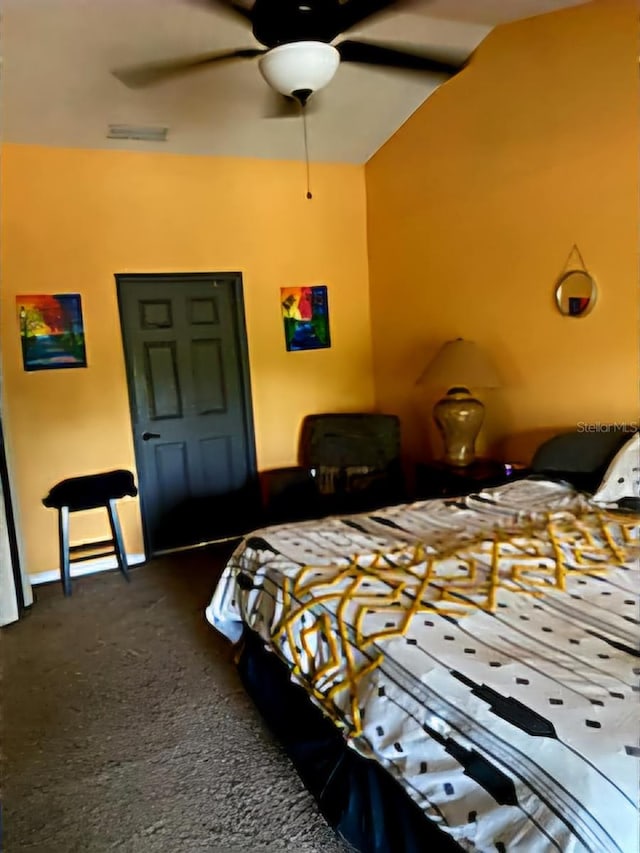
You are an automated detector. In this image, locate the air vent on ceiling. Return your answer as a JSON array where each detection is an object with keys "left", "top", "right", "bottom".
[{"left": 107, "top": 124, "right": 169, "bottom": 142}]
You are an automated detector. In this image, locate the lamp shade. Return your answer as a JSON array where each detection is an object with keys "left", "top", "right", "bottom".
[
  {"left": 258, "top": 42, "right": 340, "bottom": 98},
  {"left": 417, "top": 338, "right": 501, "bottom": 391}
]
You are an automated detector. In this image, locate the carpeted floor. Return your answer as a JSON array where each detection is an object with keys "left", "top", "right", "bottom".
[{"left": 1, "top": 546, "right": 348, "bottom": 853}]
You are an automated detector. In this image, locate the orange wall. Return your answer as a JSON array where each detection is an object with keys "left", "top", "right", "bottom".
[
  {"left": 1, "top": 146, "right": 373, "bottom": 574},
  {"left": 366, "top": 0, "right": 639, "bottom": 465}
]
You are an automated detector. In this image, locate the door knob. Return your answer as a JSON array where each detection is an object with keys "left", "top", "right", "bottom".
[{"left": 142, "top": 431, "right": 161, "bottom": 441}]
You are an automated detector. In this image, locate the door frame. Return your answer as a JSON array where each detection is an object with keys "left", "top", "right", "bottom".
[
  {"left": 0, "top": 413, "right": 25, "bottom": 614},
  {"left": 115, "top": 271, "right": 258, "bottom": 556}
]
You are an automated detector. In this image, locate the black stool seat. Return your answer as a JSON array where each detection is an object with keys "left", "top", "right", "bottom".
[
  {"left": 43, "top": 469, "right": 137, "bottom": 511},
  {"left": 43, "top": 469, "right": 138, "bottom": 596}
]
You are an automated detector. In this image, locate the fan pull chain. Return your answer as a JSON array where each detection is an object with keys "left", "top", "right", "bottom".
[{"left": 302, "top": 106, "right": 312, "bottom": 200}]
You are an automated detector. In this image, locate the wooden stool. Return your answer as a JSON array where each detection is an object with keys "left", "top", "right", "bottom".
[{"left": 43, "top": 470, "right": 138, "bottom": 596}]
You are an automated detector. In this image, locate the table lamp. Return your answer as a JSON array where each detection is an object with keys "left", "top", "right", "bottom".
[{"left": 417, "top": 338, "right": 501, "bottom": 467}]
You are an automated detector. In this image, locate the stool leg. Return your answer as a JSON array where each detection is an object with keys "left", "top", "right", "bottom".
[
  {"left": 107, "top": 499, "right": 130, "bottom": 582},
  {"left": 58, "top": 506, "right": 72, "bottom": 597}
]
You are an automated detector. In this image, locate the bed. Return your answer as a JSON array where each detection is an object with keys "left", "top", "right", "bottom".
[{"left": 206, "top": 428, "right": 639, "bottom": 853}]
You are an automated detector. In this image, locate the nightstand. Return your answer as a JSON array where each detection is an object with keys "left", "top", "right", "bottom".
[{"left": 415, "top": 459, "right": 529, "bottom": 500}]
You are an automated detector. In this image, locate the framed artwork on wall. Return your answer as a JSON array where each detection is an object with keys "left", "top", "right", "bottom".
[
  {"left": 17, "top": 294, "right": 87, "bottom": 371},
  {"left": 281, "top": 285, "right": 331, "bottom": 352}
]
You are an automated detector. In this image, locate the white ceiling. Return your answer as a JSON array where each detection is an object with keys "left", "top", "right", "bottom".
[{"left": 1, "top": 0, "right": 585, "bottom": 163}]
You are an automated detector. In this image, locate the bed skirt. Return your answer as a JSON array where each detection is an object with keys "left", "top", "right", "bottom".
[{"left": 237, "top": 629, "right": 462, "bottom": 853}]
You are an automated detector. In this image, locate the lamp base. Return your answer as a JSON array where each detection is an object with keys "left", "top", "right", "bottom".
[{"left": 433, "top": 386, "right": 485, "bottom": 467}]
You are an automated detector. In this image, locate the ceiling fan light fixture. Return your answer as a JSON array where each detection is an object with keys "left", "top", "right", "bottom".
[{"left": 258, "top": 41, "right": 339, "bottom": 98}]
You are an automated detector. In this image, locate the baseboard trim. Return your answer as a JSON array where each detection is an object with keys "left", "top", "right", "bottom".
[{"left": 29, "top": 553, "right": 147, "bottom": 586}]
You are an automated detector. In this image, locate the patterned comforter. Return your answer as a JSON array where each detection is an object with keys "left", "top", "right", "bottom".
[{"left": 206, "top": 479, "right": 640, "bottom": 852}]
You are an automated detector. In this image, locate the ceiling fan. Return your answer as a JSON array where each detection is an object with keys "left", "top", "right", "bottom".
[{"left": 113, "top": 0, "right": 469, "bottom": 109}]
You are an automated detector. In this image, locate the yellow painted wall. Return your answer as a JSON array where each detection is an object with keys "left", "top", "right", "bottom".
[
  {"left": 1, "top": 145, "right": 373, "bottom": 574},
  {"left": 366, "top": 0, "right": 639, "bottom": 465}
]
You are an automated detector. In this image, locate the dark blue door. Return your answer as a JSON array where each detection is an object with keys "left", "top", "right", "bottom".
[{"left": 117, "top": 273, "right": 258, "bottom": 554}]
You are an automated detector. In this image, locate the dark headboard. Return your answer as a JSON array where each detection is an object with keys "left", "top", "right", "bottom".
[
  {"left": 531, "top": 426, "right": 635, "bottom": 492},
  {"left": 299, "top": 413, "right": 401, "bottom": 470}
]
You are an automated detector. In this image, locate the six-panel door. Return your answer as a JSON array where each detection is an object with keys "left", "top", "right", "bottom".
[{"left": 117, "top": 273, "right": 257, "bottom": 554}]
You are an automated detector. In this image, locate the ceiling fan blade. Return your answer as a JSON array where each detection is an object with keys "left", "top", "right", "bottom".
[
  {"left": 183, "top": 0, "right": 254, "bottom": 25},
  {"left": 112, "top": 48, "right": 265, "bottom": 89},
  {"left": 337, "top": 39, "right": 466, "bottom": 76},
  {"left": 336, "top": 0, "right": 408, "bottom": 34}
]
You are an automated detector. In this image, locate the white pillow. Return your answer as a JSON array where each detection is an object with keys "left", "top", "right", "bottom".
[{"left": 592, "top": 432, "right": 640, "bottom": 504}]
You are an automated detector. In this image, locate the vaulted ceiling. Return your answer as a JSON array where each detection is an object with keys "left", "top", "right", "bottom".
[{"left": 2, "top": 0, "right": 585, "bottom": 163}]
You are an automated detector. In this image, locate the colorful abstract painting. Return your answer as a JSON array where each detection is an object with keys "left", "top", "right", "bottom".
[
  {"left": 17, "top": 294, "right": 87, "bottom": 371},
  {"left": 281, "top": 285, "right": 331, "bottom": 352}
]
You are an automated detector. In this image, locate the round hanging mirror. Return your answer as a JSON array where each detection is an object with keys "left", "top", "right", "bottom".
[{"left": 555, "top": 269, "right": 597, "bottom": 317}]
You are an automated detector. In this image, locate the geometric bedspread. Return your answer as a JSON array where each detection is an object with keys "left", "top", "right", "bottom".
[{"left": 207, "top": 479, "right": 640, "bottom": 853}]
